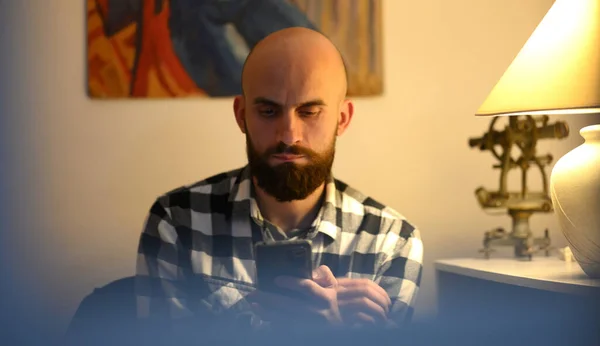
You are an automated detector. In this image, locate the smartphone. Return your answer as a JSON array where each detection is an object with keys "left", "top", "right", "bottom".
[{"left": 254, "top": 240, "right": 313, "bottom": 297}]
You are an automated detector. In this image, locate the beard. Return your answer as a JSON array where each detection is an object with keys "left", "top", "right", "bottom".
[{"left": 246, "top": 131, "right": 336, "bottom": 203}]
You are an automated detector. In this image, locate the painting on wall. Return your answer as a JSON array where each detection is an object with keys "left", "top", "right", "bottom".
[{"left": 87, "top": 0, "right": 383, "bottom": 98}]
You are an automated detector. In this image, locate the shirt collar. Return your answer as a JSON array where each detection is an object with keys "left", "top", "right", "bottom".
[{"left": 229, "top": 165, "right": 340, "bottom": 241}]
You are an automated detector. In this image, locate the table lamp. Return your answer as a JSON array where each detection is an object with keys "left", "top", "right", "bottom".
[{"left": 475, "top": 0, "right": 600, "bottom": 277}]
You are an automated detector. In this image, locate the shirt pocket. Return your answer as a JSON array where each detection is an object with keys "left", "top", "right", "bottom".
[{"left": 199, "top": 275, "right": 255, "bottom": 314}]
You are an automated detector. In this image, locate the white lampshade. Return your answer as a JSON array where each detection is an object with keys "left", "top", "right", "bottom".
[
  {"left": 473, "top": 0, "right": 600, "bottom": 278},
  {"left": 476, "top": 0, "right": 600, "bottom": 117}
]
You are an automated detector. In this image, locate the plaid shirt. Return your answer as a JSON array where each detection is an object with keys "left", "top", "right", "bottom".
[{"left": 135, "top": 165, "right": 423, "bottom": 328}]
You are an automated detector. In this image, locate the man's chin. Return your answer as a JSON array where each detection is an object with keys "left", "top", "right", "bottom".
[{"left": 258, "top": 184, "right": 319, "bottom": 203}]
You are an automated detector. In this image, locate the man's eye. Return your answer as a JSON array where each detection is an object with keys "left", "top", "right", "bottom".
[
  {"left": 259, "top": 108, "right": 277, "bottom": 117},
  {"left": 299, "top": 109, "right": 320, "bottom": 117}
]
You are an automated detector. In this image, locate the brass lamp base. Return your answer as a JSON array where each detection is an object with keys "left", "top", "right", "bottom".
[
  {"left": 478, "top": 209, "right": 553, "bottom": 260},
  {"left": 469, "top": 115, "right": 568, "bottom": 261}
]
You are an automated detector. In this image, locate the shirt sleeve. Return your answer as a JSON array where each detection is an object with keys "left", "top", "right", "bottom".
[
  {"left": 375, "top": 219, "right": 424, "bottom": 327},
  {"left": 134, "top": 198, "right": 265, "bottom": 332},
  {"left": 135, "top": 198, "right": 196, "bottom": 320}
]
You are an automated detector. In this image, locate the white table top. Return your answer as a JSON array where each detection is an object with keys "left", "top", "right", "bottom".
[{"left": 435, "top": 257, "right": 600, "bottom": 296}]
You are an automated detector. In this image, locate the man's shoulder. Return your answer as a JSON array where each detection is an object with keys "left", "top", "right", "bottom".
[
  {"left": 334, "top": 178, "right": 404, "bottom": 219},
  {"left": 157, "top": 167, "right": 245, "bottom": 202},
  {"left": 334, "top": 178, "right": 419, "bottom": 239}
]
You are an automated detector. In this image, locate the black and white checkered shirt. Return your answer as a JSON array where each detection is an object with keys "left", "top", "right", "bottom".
[{"left": 135, "top": 165, "right": 423, "bottom": 328}]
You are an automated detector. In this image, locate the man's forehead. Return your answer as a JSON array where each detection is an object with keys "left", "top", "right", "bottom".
[
  {"left": 246, "top": 87, "right": 332, "bottom": 108},
  {"left": 251, "top": 96, "right": 327, "bottom": 108},
  {"left": 244, "top": 72, "right": 338, "bottom": 106}
]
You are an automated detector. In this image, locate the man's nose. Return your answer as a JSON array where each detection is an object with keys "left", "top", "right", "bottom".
[{"left": 278, "top": 112, "right": 303, "bottom": 146}]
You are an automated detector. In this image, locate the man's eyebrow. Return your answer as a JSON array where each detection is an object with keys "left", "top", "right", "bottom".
[
  {"left": 253, "top": 97, "right": 281, "bottom": 107},
  {"left": 298, "top": 99, "right": 327, "bottom": 108},
  {"left": 252, "top": 97, "right": 327, "bottom": 108}
]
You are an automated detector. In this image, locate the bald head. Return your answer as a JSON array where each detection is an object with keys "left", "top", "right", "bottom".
[
  {"left": 234, "top": 27, "right": 354, "bottom": 203},
  {"left": 241, "top": 27, "right": 348, "bottom": 100},
  {"left": 233, "top": 28, "right": 355, "bottom": 202}
]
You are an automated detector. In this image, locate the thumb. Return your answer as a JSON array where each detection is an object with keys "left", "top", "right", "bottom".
[{"left": 312, "top": 265, "right": 337, "bottom": 288}]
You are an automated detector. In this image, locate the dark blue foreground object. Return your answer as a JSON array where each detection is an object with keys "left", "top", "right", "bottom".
[{"left": 63, "top": 276, "right": 600, "bottom": 346}]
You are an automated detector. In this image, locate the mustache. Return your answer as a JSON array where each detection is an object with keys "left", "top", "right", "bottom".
[{"left": 264, "top": 142, "right": 317, "bottom": 157}]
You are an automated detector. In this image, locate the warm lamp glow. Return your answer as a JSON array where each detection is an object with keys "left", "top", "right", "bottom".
[
  {"left": 471, "top": 0, "right": 600, "bottom": 277},
  {"left": 476, "top": 0, "right": 600, "bottom": 116}
]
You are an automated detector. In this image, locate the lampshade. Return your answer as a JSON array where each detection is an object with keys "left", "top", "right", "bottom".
[
  {"left": 475, "top": 0, "right": 600, "bottom": 116},
  {"left": 471, "top": 0, "right": 600, "bottom": 278}
]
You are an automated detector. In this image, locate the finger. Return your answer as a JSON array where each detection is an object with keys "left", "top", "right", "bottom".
[
  {"left": 337, "top": 278, "right": 391, "bottom": 305},
  {"left": 355, "top": 312, "right": 376, "bottom": 325},
  {"left": 275, "top": 276, "right": 329, "bottom": 304},
  {"left": 312, "top": 265, "right": 337, "bottom": 288},
  {"left": 337, "top": 278, "right": 392, "bottom": 307},
  {"left": 346, "top": 312, "right": 376, "bottom": 326},
  {"left": 339, "top": 296, "right": 388, "bottom": 322},
  {"left": 338, "top": 287, "right": 390, "bottom": 314}
]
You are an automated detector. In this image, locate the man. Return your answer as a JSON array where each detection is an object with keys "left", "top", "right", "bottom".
[{"left": 135, "top": 27, "right": 423, "bottom": 334}]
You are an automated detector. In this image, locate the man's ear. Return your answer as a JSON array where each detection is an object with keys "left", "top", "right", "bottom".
[
  {"left": 233, "top": 95, "right": 246, "bottom": 133},
  {"left": 336, "top": 99, "right": 354, "bottom": 136}
]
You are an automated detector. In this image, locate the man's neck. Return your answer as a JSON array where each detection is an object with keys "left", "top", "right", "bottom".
[{"left": 253, "top": 178, "right": 326, "bottom": 233}]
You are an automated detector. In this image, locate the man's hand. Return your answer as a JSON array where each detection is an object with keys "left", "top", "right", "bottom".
[
  {"left": 247, "top": 265, "right": 342, "bottom": 327},
  {"left": 329, "top": 278, "right": 392, "bottom": 326}
]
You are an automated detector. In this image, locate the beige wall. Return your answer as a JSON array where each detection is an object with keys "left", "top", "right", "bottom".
[{"left": 1, "top": 0, "right": 598, "bottom": 341}]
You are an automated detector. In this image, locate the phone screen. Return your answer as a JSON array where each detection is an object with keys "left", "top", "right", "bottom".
[{"left": 254, "top": 240, "right": 313, "bottom": 296}]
